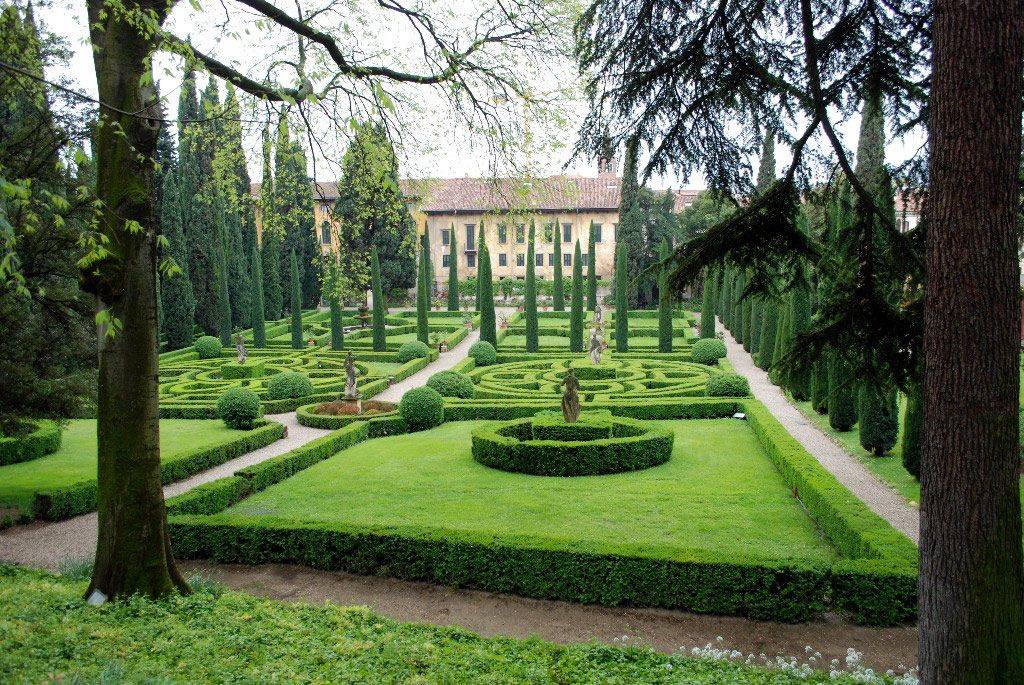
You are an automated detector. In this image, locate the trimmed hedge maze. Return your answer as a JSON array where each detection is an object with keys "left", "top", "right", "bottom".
[
  {"left": 497, "top": 310, "right": 697, "bottom": 353},
  {"left": 166, "top": 397, "right": 917, "bottom": 627},
  {"left": 465, "top": 357, "right": 717, "bottom": 401}
]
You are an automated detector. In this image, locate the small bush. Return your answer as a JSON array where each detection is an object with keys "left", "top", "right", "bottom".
[
  {"left": 426, "top": 370, "right": 475, "bottom": 399},
  {"left": 266, "top": 371, "right": 314, "bottom": 400},
  {"left": 396, "top": 341, "right": 431, "bottom": 363},
  {"left": 706, "top": 373, "right": 750, "bottom": 397},
  {"left": 217, "top": 387, "right": 263, "bottom": 429},
  {"left": 691, "top": 338, "right": 727, "bottom": 365},
  {"left": 468, "top": 340, "right": 498, "bottom": 366},
  {"left": 194, "top": 336, "right": 223, "bottom": 359},
  {"left": 399, "top": 386, "right": 444, "bottom": 431}
]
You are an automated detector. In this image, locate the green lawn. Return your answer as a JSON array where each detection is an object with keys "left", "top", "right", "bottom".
[
  {"left": 0, "top": 420, "right": 258, "bottom": 513},
  {"left": 0, "top": 566, "right": 882, "bottom": 684},
  {"left": 225, "top": 419, "right": 836, "bottom": 563}
]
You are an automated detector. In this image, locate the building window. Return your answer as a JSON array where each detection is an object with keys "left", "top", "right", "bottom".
[
  {"left": 442, "top": 254, "right": 450, "bottom": 268},
  {"left": 466, "top": 252, "right": 476, "bottom": 268},
  {"left": 562, "top": 223, "right": 571, "bottom": 242},
  {"left": 535, "top": 253, "right": 543, "bottom": 267},
  {"left": 498, "top": 224, "right": 508, "bottom": 244},
  {"left": 498, "top": 253, "right": 507, "bottom": 267},
  {"left": 516, "top": 253, "right": 525, "bottom": 267},
  {"left": 547, "top": 253, "right": 554, "bottom": 266},
  {"left": 563, "top": 252, "right": 572, "bottom": 267},
  {"left": 516, "top": 225, "right": 525, "bottom": 243},
  {"left": 581, "top": 253, "right": 589, "bottom": 267},
  {"left": 441, "top": 229, "right": 450, "bottom": 246},
  {"left": 593, "top": 224, "right": 603, "bottom": 243},
  {"left": 465, "top": 224, "right": 475, "bottom": 249},
  {"left": 320, "top": 223, "right": 331, "bottom": 245},
  {"left": 543, "top": 223, "right": 554, "bottom": 242}
]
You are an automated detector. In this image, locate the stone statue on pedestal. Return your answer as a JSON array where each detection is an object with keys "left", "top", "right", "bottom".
[
  {"left": 593, "top": 304, "right": 603, "bottom": 326},
  {"left": 588, "top": 326, "right": 604, "bottom": 365},
  {"left": 344, "top": 352, "right": 359, "bottom": 400},
  {"left": 234, "top": 333, "right": 247, "bottom": 364},
  {"left": 561, "top": 368, "right": 581, "bottom": 423}
]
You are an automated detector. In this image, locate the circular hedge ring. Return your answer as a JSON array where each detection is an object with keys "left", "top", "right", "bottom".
[{"left": 471, "top": 415, "right": 673, "bottom": 476}]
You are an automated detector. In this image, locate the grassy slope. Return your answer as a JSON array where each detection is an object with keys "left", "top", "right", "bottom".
[
  {"left": 224, "top": 420, "right": 835, "bottom": 563},
  {"left": 0, "top": 420, "right": 258, "bottom": 512},
  {"left": 0, "top": 566, "right": 876, "bottom": 684}
]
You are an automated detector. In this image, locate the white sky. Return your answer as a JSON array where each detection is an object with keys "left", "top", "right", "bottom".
[{"left": 36, "top": 0, "right": 924, "bottom": 191}]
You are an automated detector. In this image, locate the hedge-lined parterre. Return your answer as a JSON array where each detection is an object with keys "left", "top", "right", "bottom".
[
  {"left": 471, "top": 412, "right": 673, "bottom": 476},
  {"left": 0, "top": 420, "right": 63, "bottom": 466}
]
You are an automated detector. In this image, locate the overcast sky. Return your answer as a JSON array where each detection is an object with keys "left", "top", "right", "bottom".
[{"left": 37, "top": 0, "right": 923, "bottom": 191}]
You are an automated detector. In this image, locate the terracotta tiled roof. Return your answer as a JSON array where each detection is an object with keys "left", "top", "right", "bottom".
[{"left": 252, "top": 178, "right": 702, "bottom": 214}]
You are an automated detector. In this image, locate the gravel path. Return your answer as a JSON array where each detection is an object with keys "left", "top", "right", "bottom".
[
  {"left": 374, "top": 323, "right": 486, "bottom": 402},
  {"left": 721, "top": 323, "right": 920, "bottom": 543},
  {"left": 0, "top": 412, "right": 330, "bottom": 570}
]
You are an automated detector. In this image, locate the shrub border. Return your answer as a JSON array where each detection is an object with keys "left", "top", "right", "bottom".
[{"left": 0, "top": 421, "right": 63, "bottom": 466}]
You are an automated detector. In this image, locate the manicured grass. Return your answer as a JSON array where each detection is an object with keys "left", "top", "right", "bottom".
[
  {"left": 0, "top": 420, "right": 260, "bottom": 513},
  {"left": 0, "top": 566, "right": 882, "bottom": 684},
  {"left": 224, "top": 419, "right": 836, "bottom": 563}
]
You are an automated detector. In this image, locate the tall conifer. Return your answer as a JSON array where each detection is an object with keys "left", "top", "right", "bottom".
[
  {"left": 289, "top": 250, "right": 303, "bottom": 349},
  {"left": 569, "top": 240, "right": 584, "bottom": 352},
  {"left": 586, "top": 220, "right": 598, "bottom": 311},
  {"left": 552, "top": 217, "right": 564, "bottom": 310},
  {"left": 614, "top": 244, "right": 629, "bottom": 352},
  {"left": 657, "top": 238, "right": 673, "bottom": 351},
  {"left": 447, "top": 224, "right": 459, "bottom": 311},
  {"left": 159, "top": 171, "right": 196, "bottom": 350},
  {"left": 371, "top": 249, "right": 387, "bottom": 351},
  {"left": 524, "top": 220, "right": 539, "bottom": 351},
  {"left": 478, "top": 244, "right": 496, "bottom": 345},
  {"left": 250, "top": 241, "right": 266, "bottom": 347}
]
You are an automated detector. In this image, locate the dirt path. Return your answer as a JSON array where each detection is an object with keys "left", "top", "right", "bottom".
[
  {"left": 720, "top": 322, "right": 920, "bottom": 543},
  {"left": 0, "top": 412, "right": 330, "bottom": 570},
  {"left": 185, "top": 560, "right": 918, "bottom": 673}
]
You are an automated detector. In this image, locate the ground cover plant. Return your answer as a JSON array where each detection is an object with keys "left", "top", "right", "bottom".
[
  {"left": 0, "top": 419, "right": 283, "bottom": 521},
  {"left": 0, "top": 566, "right": 913, "bottom": 684}
]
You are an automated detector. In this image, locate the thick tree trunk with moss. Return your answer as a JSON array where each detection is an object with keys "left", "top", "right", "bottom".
[
  {"left": 920, "top": 0, "right": 1024, "bottom": 679},
  {"left": 83, "top": 0, "right": 188, "bottom": 600}
]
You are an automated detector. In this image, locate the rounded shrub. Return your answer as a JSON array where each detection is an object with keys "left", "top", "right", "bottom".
[
  {"left": 266, "top": 371, "right": 314, "bottom": 400},
  {"left": 706, "top": 373, "right": 751, "bottom": 397},
  {"left": 399, "top": 386, "right": 444, "bottom": 431},
  {"left": 217, "top": 387, "right": 262, "bottom": 429},
  {"left": 396, "top": 340, "right": 431, "bottom": 363},
  {"left": 426, "top": 370, "right": 475, "bottom": 399},
  {"left": 691, "top": 338, "right": 727, "bottom": 365},
  {"left": 468, "top": 340, "right": 497, "bottom": 366},
  {"left": 194, "top": 335, "right": 223, "bottom": 359}
]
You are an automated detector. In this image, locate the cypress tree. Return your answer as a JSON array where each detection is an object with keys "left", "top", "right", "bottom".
[
  {"left": 214, "top": 195, "right": 233, "bottom": 346},
  {"left": 858, "top": 383, "right": 899, "bottom": 455},
  {"left": 289, "top": 250, "right": 302, "bottom": 349},
  {"left": 416, "top": 238, "right": 429, "bottom": 344},
  {"left": 615, "top": 243, "right": 629, "bottom": 352},
  {"left": 475, "top": 222, "right": 485, "bottom": 311},
  {"left": 733, "top": 272, "right": 746, "bottom": 344},
  {"left": 525, "top": 220, "right": 538, "bottom": 352},
  {"left": 658, "top": 238, "right": 673, "bottom": 352},
  {"left": 249, "top": 241, "right": 266, "bottom": 347},
  {"left": 569, "top": 240, "right": 584, "bottom": 352},
  {"left": 788, "top": 285, "right": 812, "bottom": 400},
  {"left": 827, "top": 355, "right": 857, "bottom": 431},
  {"left": 371, "top": 249, "right": 386, "bottom": 352},
  {"left": 447, "top": 224, "right": 459, "bottom": 311},
  {"left": 740, "top": 274, "right": 752, "bottom": 348},
  {"left": 757, "top": 297, "right": 778, "bottom": 369},
  {"left": 422, "top": 228, "right": 434, "bottom": 302},
  {"left": 552, "top": 217, "right": 565, "bottom": 311},
  {"left": 811, "top": 360, "right": 829, "bottom": 413},
  {"left": 902, "top": 379, "right": 923, "bottom": 478},
  {"left": 259, "top": 127, "right": 283, "bottom": 320},
  {"left": 330, "top": 298, "right": 344, "bottom": 351},
  {"left": 217, "top": 84, "right": 252, "bottom": 328},
  {"left": 159, "top": 171, "right": 196, "bottom": 350},
  {"left": 749, "top": 297, "right": 762, "bottom": 355},
  {"left": 479, "top": 244, "right": 496, "bottom": 345},
  {"left": 586, "top": 220, "right": 598, "bottom": 310},
  {"left": 700, "top": 267, "right": 716, "bottom": 338},
  {"left": 769, "top": 294, "right": 791, "bottom": 387},
  {"left": 617, "top": 136, "right": 645, "bottom": 307}
]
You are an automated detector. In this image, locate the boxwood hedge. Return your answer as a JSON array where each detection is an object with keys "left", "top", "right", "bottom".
[{"left": 0, "top": 421, "right": 62, "bottom": 466}]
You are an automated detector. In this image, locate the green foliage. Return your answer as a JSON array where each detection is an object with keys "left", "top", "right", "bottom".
[
  {"left": 249, "top": 242, "right": 266, "bottom": 347},
  {"left": 273, "top": 118, "right": 321, "bottom": 308},
  {"left": 159, "top": 171, "right": 196, "bottom": 350},
  {"left": 468, "top": 340, "right": 498, "bottom": 367},
  {"left": 524, "top": 221, "right": 538, "bottom": 352},
  {"left": 811, "top": 359, "right": 829, "bottom": 414},
  {"left": 329, "top": 299, "right": 344, "bottom": 351},
  {"left": 371, "top": 249, "right": 387, "bottom": 351},
  {"left": 788, "top": 287, "right": 812, "bottom": 400},
  {"left": 586, "top": 221, "right": 598, "bottom": 310},
  {"left": 769, "top": 296, "right": 791, "bottom": 387},
  {"left": 259, "top": 126, "right": 283, "bottom": 321},
  {"left": 194, "top": 336, "right": 222, "bottom": 359},
  {"left": 614, "top": 244, "right": 629, "bottom": 352},
  {"left": 617, "top": 203, "right": 645, "bottom": 308},
  {"left": 266, "top": 371, "right": 313, "bottom": 401},
  {"left": 858, "top": 384, "right": 899, "bottom": 456},
  {"left": 396, "top": 341, "right": 431, "bottom": 363},
  {"left": 706, "top": 374, "right": 751, "bottom": 397},
  {"left": 214, "top": 193, "right": 233, "bottom": 346},
  {"left": 0, "top": 421, "right": 62, "bottom": 466},
  {"left": 426, "top": 370, "right": 475, "bottom": 399},
  {"left": 700, "top": 268, "right": 716, "bottom": 338},
  {"left": 901, "top": 380, "right": 922, "bottom": 478},
  {"left": 399, "top": 386, "right": 445, "bottom": 431},
  {"left": 691, "top": 338, "right": 726, "bottom": 365},
  {"left": 755, "top": 130, "right": 776, "bottom": 194},
  {"left": 289, "top": 250, "right": 302, "bottom": 349},
  {"left": 478, "top": 244, "right": 496, "bottom": 345},
  {"left": 416, "top": 236, "right": 430, "bottom": 344},
  {"left": 657, "top": 239, "right": 673, "bottom": 352},
  {"left": 569, "top": 241, "right": 584, "bottom": 352},
  {"left": 756, "top": 297, "right": 778, "bottom": 370},
  {"left": 447, "top": 224, "right": 459, "bottom": 311},
  {"left": 734, "top": 272, "right": 747, "bottom": 345},
  {"left": 827, "top": 356, "right": 858, "bottom": 432},
  {"left": 216, "top": 388, "right": 263, "bottom": 429},
  {"left": 552, "top": 218, "right": 565, "bottom": 311}
]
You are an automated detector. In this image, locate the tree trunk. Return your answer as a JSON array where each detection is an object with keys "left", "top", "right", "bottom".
[
  {"left": 83, "top": 0, "right": 188, "bottom": 599},
  {"left": 921, "top": 0, "right": 1024, "bottom": 679}
]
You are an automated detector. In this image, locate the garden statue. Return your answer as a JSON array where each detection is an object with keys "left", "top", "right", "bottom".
[
  {"left": 561, "top": 368, "right": 581, "bottom": 423},
  {"left": 499, "top": 315, "right": 508, "bottom": 330},
  {"left": 593, "top": 304, "right": 603, "bottom": 325},
  {"left": 344, "top": 352, "right": 360, "bottom": 401},
  {"left": 589, "top": 326, "right": 604, "bottom": 365},
  {"left": 233, "top": 333, "right": 247, "bottom": 364}
]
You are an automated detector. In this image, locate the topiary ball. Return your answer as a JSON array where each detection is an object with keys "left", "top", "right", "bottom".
[
  {"left": 468, "top": 340, "right": 497, "bottom": 366},
  {"left": 266, "top": 371, "right": 314, "bottom": 400},
  {"left": 706, "top": 373, "right": 751, "bottom": 397},
  {"left": 426, "top": 370, "right": 475, "bottom": 399},
  {"left": 217, "top": 387, "right": 263, "bottom": 429},
  {"left": 396, "top": 341, "right": 431, "bottom": 363},
  {"left": 399, "top": 386, "right": 445, "bottom": 431},
  {"left": 691, "top": 338, "right": 727, "bottom": 365},
  {"left": 194, "top": 335, "right": 223, "bottom": 359}
]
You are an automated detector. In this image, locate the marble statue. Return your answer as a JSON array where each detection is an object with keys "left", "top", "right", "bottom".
[
  {"left": 233, "top": 333, "right": 247, "bottom": 364},
  {"left": 561, "top": 368, "right": 581, "bottom": 423},
  {"left": 588, "top": 327, "right": 604, "bottom": 365},
  {"left": 593, "top": 304, "right": 603, "bottom": 325},
  {"left": 344, "top": 352, "right": 359, "bottom": 400}
]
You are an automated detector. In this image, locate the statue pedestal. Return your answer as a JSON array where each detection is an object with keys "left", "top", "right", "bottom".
[{"left": 342, "top": 397, "right": 362, "bottom": 415}]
